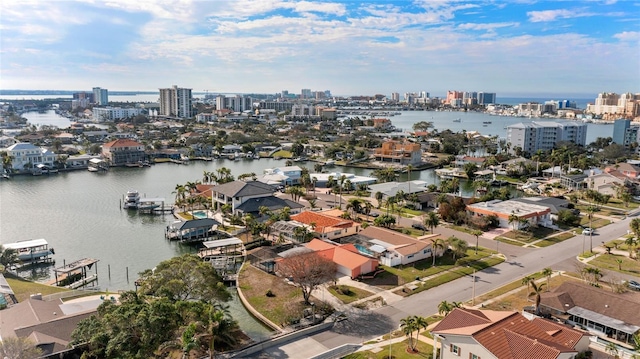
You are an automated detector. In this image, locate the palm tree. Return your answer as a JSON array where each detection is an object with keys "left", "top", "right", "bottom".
[
  {"left": 0, "top": 245, "right": 18, "bottom": 272},
  {"left": 363, "top": 201, "right": 373, "bottom": 221},
  {"left": 542, "top": 267, "right": 553, "bottom": 291},
  {"left": 338, "top": 175, "right": 347, "bottom": 209},
  {"left": 508, "top": 213, "right": 520, "bottom": 231},
  {"left": 605, "top": 341, "right": 619, "bottom": 359},
  {"left": 447, "top": 236, "right": 468, "bottom": 261},
  {"left": 625, "top": 236, "right": 638, "bottom": 259},
  {"left": 471, "top": 230, "right": 483, "bottom": 255},
  {"left": 529, "top": 281, "right": 546, "bottom": 315},
  {"left": 400, "top": 316, "right": 417, "bottom": 352},
  {"left": 438, "top": 300, "right": 453, "bottom": 316},
  {"left": 412, "top": 316, "right": 428, "bottom": 351},
  {"left": 375, "top": 191, "right": 384, "bottom": 209},
  {"left": 424, "top": 212, "right": 439, "bottom": 233},
  {"left": 406, "top": 164, "right": 414, "bottom": 194},
  {"left": 431, "top": 238, "right": 446, "bottom": 266},
  {"left": 522, "top": 275, "right": 534, "bottom": 298},
  {"left": 586, "top": 206, "right": 596, "bottom": 252}
]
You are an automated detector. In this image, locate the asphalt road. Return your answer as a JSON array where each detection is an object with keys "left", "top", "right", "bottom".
[{"left": 264, "top": 192, "right": 640, "bottom": 358}]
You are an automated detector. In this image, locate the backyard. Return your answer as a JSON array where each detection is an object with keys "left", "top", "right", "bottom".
[
  {"left": 4, "top": 273, "right": 70, "bottom": 302},
  {"left": 237, "top": 264, "right": 322, "bottom": 328}
]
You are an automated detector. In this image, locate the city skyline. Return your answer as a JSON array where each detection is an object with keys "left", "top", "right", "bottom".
[{"left": 1, "top": 0, "right": 639, "bottom": 97}]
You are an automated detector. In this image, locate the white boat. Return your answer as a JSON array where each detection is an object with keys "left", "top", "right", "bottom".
[
  {"left": 453, "top": 118, "right": 461, "bottom": 123},
  {"left": 4, "top": 239, "right": 55, "bottom": 262},
  {"left": 123, "top": 190, "right": 141, "bottom": 209}
]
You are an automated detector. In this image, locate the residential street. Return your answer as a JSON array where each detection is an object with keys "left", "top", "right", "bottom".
[{"left": 253, "top": 203, "right": 639, "bottom": 358}]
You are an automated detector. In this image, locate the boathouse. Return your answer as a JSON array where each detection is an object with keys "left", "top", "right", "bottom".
[
  {"left": 165, "top": 218, "right": 220, "bottom": 242},
  {"left": 52, "top": 258, "right": 99, "bottom": 289}
]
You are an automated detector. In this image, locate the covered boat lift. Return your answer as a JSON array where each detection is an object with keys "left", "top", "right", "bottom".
[
  {"left": 198, "top": 237, "right": 246, "bottom": 282},
  {"left": 165, "top": 218, "right": 220, "bottom": 242},
  {"left": 52, "top": 258, "right": 99, "bottom": 289}
]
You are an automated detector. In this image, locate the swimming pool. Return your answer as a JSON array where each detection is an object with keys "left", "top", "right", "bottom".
[
  {"left": 193, "top": 211, "right": 208, "bottom": 219},
  {"left": 355, "top": 244, "right": 373, "bottom": 256}
]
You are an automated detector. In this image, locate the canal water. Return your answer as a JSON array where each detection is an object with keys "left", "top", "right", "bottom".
[{"left": 2, "top": 108, "right": 611, "bottom": 338}]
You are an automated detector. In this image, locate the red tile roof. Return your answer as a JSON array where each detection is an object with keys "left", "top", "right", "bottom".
[
  {"left": 103, "top": 139, "right": 143, "bottom": 148},
  {"left": 291, "top": 211, "right": 357, "bottom": 233},
  {"left": 305, "top": 239, "right": 378, "bottom": 271},
  {"left": 432, "top": 308, "right": 587, "bottom": 359}
]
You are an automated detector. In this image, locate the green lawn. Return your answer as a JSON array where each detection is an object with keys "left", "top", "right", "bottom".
[
  {"left": 495, "top": 237, "right": 526, "bottom": 247},
  {"left": 536, "top": 232, "right": 575, "bottom": 247},
  {"left": 381, "top": 248, "right": 497, "bottom": 285},
  {"left": 578, "top": 217, "right": 611, "bottom": 229},
  {"left": 344, "top": 339, "right": 433, "bottom": 359},
  {"left": 500, "top": 227, "right": 558, "bottom": 242},
  {"left": 472, "top": 271, "right": 546, "bottom": 305},
  {"left": 4, "top": 274, "right": 70, "bottom": 302},
  {"left": 417, "top": 257, "right": 504, "bottom": 293},
  {"left": 271, "top": 150, "right": 293, "bottom": 158},
  {"left": 588, "top": 254, "right": 640, "bottom": 276},
  {"left": 327, "top": 285, "right": 374, "bottom": 304}
]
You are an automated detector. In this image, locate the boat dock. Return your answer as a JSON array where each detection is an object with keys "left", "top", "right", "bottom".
[
  {"left": 50, "top": 258, "right": 99, "bottom": 289},
  {"left": 4, "top": 239, "right": 55, "bottom": 264},
  {"left": 165, "top": 218, "right": 221, "bottom": 242},
  {"left": 198, "top": 237, "right": 246, "bottom": 282}
]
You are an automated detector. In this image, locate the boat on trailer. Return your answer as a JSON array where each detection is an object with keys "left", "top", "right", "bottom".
[{"left": 4, "top": 239, "right": 55, "bottom": 262}]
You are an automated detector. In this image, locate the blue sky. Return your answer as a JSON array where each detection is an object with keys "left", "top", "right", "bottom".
[{"left": 1, "top": 0, "right": 638, "bottom": 97}]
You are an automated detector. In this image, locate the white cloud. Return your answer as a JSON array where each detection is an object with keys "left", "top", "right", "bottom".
[
  {"left": 527, "top": 9, "right": 594, "bottom": 22},
  {"left": 457, "top": 22, "right": 519, "bottom": 31},
  {"left": 613, "top": 31, "right": 640, "bottom": 42}
]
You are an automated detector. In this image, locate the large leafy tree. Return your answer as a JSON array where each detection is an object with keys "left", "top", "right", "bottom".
[
  {"left": 0, "top": 245, "right": 18, "bottom": 272},
  {"left": 0, "top": 337, "right": 43, "bottom": 359},
  {"left": 137, "top": 254, "right": 230, "bottom": 303}
]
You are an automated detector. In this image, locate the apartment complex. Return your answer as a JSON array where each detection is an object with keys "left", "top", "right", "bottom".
[
  {"left": 446, "top": 90, "right": 496, "bottom": 107},
  {"left": 506, "top": 121, "right": 587, "bottom": 155},
  {"left": 586, "top": 92, "right": 640, "bottom": 118},
  {"left": 215, "top": 94, "right": 253, "bottom": 113},
  {"left": 159, "top": 85, "right": 192, "bottom": 118},
  {"left": 92, "top": 107, "right": 142, "bottom": 122},
  {"left": 92, "top": 87, "right": 109, "bottom": 105}
]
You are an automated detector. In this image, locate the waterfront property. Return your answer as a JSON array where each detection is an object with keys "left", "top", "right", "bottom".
[
  {"left": 165, "top": 218, "right": 220, "bottom": 242},
  {"left": 290, "top": 210, "right": 362, "bottom": 241},
  {"left": 101, "top": 138, "right": 146, "bottom": 166},
  {"left": 198, "top": 237, "right": 246, "bottom": 281},
  {"left": 368, "top": 180, "right": 431, "bottom": 201},
  {"left": 540, "top": 281, "right": 640, "bottom": 347},
  {"left": 207, "top": 180, "right": 278, "bottom": 213},
  {"left": 306, "top": 172, "right": 377, "bottom": 188},
  {"left": 4, "top": 239, "right": 55, "bottom": 263},
  {"left": 506, "top": 121, "right": 587, "bottom": 155},
  {"left": 5, "top": 142, "right": 57, "bottom": 172},
  {"left": 466, "top": 199, "right": 552, "bottom": 229},
  {"left": 431, "top": 308, "right": 590, "bottom": 359},
  {"left": 373, "top": 139, "right": 422, "bottom": 165}
]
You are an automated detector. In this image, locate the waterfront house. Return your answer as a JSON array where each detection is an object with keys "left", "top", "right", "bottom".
[
  {"left": 101, "top": 138, "right": 146, "bottom": 166},
  {"left": 467, "top": 199, "right": 552, "bottom": 230},
  {"left": 0, "top": 135, "right": 17, "bottom": 148},
  {"left": 305, "top": 239, "right": 378, "bottom": 279},
  {"left": 261, "top": 166, "right": 302, "bottom": 186},
  {"left": 511, "top": 197, "right": 577, "bottom": 222},
  {"left": 6, "top": 142, "right": 57, "bottom": 172},
  {"left": 454, "top": 155, "right": 486, "bottom": 169},
  {"left": 307, "top": 172, "right": 377, "bottom": 189},
  {"left": 431, "top": 308, "right": 590, "bottom": 359},
  {"left": 209, "top": 180, "right": 277, "bottom": 213},
  {"left": 368, "top": 180, "right": 430, "bottom": 201},
  {"left": 351, "top": 226, "right": 439, "bottom": 267},
  {"left": 165, "top": 218, "right": 220, "bottom": 242},
  {"left": 373, "top": 140, "right": 422, "bottom": 165},
  {"left": 539, "top": 281, "right": 640, "bottom": 347},
  {"left": 605, "top": 162, "right": 640, "bottom": 179},
  {"left": 234, "top": 196, "right": 303, "bottom": 218},
  {"left": 290, "top": 210, "right": 362, "bottom": 241}
]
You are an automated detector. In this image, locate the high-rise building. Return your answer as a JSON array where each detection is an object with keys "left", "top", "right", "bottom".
[
  {"left": 159, "top": 85, "right": 192, "bottom": 118},
  {"left": 478, "top": 92, "right": 496, "bottom": 105},
  {"left": 301, "top": 89, "right": 312, "bottom": 99},
  {"left": 92, "top": 87, "right": 109, "bottom": 105},
  {"left": 506, "top": 121, "right": 587, "bottom": 155},
  {"left": 612, "top": 118, "right": 633, "bottom": 146}
]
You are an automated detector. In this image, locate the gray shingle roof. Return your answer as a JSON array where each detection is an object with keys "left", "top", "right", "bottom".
[
  {"left": 235, "top": 196, "right": 303, "bottom": 214},
  {"left": 212, "top": 180, "right": 275, "bottom": 197}
]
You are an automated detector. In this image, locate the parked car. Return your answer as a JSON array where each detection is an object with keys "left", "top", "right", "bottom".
[
  {"left": 628, "top": 280, "right": 640, "bottom": 291},
  {"left": 412, "top": 223, "right": 426, "bottom": 231},
  {"left": 582, "top": 227, "right": 594, "bottom": 235}
]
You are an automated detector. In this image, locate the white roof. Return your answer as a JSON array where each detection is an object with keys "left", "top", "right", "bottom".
[
  {"left": 202, "top": 237, "right": 243, "bottom": 248},
  {"left": 4, "top": 239, "right": 48, "bottom": 250},
  {"left": 89, "top": 158, "right": 105, "bottom": 164}
]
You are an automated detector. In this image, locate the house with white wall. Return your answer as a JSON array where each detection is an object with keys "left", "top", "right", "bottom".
[{"left": 6, "top": 142, "right": 57, "bottom": 171}]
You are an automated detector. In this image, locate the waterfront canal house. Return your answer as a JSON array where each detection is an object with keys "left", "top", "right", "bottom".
[
  {"left": 166, "top": 218, "right": 221, "bottom": 242},
  {"left": 349, "top": 226, "right": 440, "bottom": 267},
  {"left": 431, "top": 308, "right": 590, "bottom": 359},
  {"left": 305, "top": 239, "right": 378, "bottom": 279},
  {"left": 466, "top": 199, "right": 552, "bottom": 230},
  {"left": 373, "top": 140, "right": 422, "bottom": 165},
  {"left": 6, "top": 142, "right": 57, "bottom": 172},
  {"left": 539, "top": 281, "right": 640, "bottom": 348},
  {"left": 209, "top": 180, "right": 292, "bottom": 215},
  {"left": 584, "top": 171, "right": 627, "bottom": 196},
  {"left": 101, "top": 138, "right": 146, "bottom": 166},
  {"left": 261, "top": 166, "right": 302, "bottom": 186}
]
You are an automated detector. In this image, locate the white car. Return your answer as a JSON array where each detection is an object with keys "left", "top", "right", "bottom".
[{"left": 582, "top": 227, "right": 594, "bottom": 235}]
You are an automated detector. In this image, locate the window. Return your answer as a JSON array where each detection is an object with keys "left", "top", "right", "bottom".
[
  {"left": 450, "top": 344, "right": 461, "bottom": 356},
  {"left": 470, "top": 354, "right": 480, "bottom": 359}
]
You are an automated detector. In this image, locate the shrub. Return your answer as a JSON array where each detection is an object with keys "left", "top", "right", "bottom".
[{"left": 265, "top": 289, "right": 275, "bottom": 297}]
